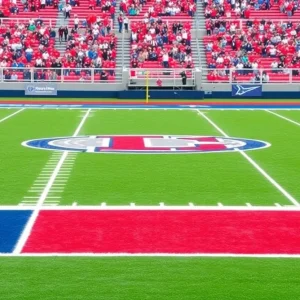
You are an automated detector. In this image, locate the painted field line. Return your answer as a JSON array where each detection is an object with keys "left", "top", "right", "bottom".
[
  {"left": 20, "top": 200, "right": 38, "bottom": 203},
  {"left": 266, "top": 110, "right": 300, "bottom": 127},
  {"left": 0, "top": 108, "right": 25, "bottom": 124},
  {"left": 14, "top": 109, "right": 92, "bottom": 254},
  {"left": 4, "top": 205, "right": 300, "bottom": 211},
  {"left": 196, "top": 110, "right": 300, "bottom": 207},
  {"left": 3, "top": 253, "right": 300, "bottom": 258}
]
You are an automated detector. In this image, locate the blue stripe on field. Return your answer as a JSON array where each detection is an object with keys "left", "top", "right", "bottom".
[
  {"left": 0, "top": 210, "right": 32, "bottom": 253},
  {"left": 1, "top": 104, "right": 300, "bottom": 109}
]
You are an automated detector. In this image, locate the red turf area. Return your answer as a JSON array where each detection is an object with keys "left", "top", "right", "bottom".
[{"left": 22, "top": 210, "right": 300, "bottom": 254}]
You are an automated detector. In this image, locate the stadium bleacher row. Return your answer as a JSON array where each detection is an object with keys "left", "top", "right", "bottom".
[
  {"left": 204, "top": 18, "right": 300, "bottom": 82},
  {"left": 130, "top": 19, "right": 193, "bottom": 69},
  {"left": 0, "top": 0, "right": 118, "bottom": 81},
  {"left": 1, "top": 0, "right": 300, "bottom": 82}
]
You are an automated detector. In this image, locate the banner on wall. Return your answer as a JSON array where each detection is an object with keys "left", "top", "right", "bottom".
[
  {"left": 232, "top": 85, "right": 262, "bottom": 97},
  {"left": 25, "top": 84, "right": 57, "bottom": 96}
]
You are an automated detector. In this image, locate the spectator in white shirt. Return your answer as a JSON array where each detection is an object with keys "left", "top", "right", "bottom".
[
  {"left": 269, "top": 46, "right": 277, "bottom": 57},
  {"left": 74, "top": 15, "right": 79, "bottom": 30},
  {"left": 162, "top": 52, "right": 169, "bottom": 68},
  {"left": 271, "top": 60, "right": 278, "bottom": 73},
  {"left": 11, "top": 71, "right": 18, "bottom": 81}
]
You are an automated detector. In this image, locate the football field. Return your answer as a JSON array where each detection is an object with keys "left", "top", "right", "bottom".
[{"left": 1, "top": 106, "right": 300, "bottom": 299}]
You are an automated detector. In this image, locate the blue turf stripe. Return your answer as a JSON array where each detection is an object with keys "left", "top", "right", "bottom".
[{"left": 0, "top": 210, "right": 32, "bottom": 253}]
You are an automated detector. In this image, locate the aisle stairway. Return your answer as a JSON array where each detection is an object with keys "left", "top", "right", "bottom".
[{"left": 194, "top": 0, "right": 205, "bottom": 30}]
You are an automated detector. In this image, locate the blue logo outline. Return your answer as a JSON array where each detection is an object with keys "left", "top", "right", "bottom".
[{"left": 22, "top": 135, "right": 271, "bottom": 154}]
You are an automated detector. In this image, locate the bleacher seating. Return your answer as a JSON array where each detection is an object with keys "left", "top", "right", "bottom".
[
  {"left": 120, "top": 0, "right": 196, "bottom": 18},
  {"left": 204, "top": 0, "right": 300, "bottom": 20},
  {"left": 61, "top": 30, "right": 117, "bottom": 81},
  {"left": 204, "top": 17, "right": 300, "bottom": 82},
  {"left": 57, "top": 0, "right": 117, "bottom": 81},
  {"left": 203, "top": 0, "right": 300, "bottom": 82},
  {"left": 130, "top": 18, "right": 193, "bottom": 69},
  {"left": 0, "top": 18, "right": 59, "bottom": 68}
]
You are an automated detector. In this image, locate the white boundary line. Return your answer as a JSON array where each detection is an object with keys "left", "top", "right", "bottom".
[
  {"left": 2, "top": 205, "right": 300, "bottom": 211},
  {"left": 1, "top": 253, "right": 300, "bottom": 257},
  {"left": 13, "top": 109, "right": 92, "bottom": 254},
  {"left": 1, "top": 106, "right": 300, "bottom": 111},
  {"left": 196, "top": 109, "right": 300, "bottom": 207},
  {"left": 266, "top": 110, "right": 300, "bottom": 127},
  {"left": 0, "top": 108, "right": 25, "bottom": 123}
]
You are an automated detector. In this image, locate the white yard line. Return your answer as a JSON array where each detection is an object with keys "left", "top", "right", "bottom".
[
  {"left": 196, "top": 109, "right": 300, "bottom": 207},
  {"left": 14, "top": 109, "right": 92, "bottom": 254},
  {"left": 266, "top": 110, "right": 300, "bottom": 127},
  {"left": 0, "top": 108, "right": 25, "bottom": 123}
]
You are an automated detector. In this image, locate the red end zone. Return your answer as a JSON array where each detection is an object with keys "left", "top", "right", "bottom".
[{"left": 22, "top": 210, "right": 300, "bottom": 254}]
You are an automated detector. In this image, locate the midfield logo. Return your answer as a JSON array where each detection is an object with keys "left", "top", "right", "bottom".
[{"left": 22, "top": 135, "right": 270, "bottom": 154}]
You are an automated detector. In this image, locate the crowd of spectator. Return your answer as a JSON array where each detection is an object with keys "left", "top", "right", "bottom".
[
  {"left": 130, "top": 18, "right": 193, "bottom": 68},
  {"left": 203, "top": 0, "right": 299, "bottom": 19},
  {"left": 0, "top": 18, "right": 59, "bottom": 68},
  {"left": 119, "top": 0, "right": 196, "bottom": 17},
  {"left": 204, "top": 19, "right": 300, "bottom": 81},
  {"left": 49, "top": 14, "right": 117, "bottom": 80}
]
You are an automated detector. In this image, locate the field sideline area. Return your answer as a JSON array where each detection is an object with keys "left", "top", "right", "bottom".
[{"left": 1, "top": 102, "right": 300, "bottom": 299}]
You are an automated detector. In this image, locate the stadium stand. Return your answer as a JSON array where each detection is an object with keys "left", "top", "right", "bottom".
[
  {"left": 120, "top": 0, "right": 196, "bottom": 18},
  {"left": 130, "top": 18, "right": 193, "bottom": 69},
  {"left": 201, "top": 0, "right": 300, "bottom": 82},
  {"left": 204, "top": 18, "right": 300, "bottom": 82}
]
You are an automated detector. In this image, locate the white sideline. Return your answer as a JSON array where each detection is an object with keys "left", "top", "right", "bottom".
[
  {"left": 2, "top": 205, "right": 300, "bottom": 211},
  {"left": 13, "top": 109, "right": 92, "bottom": 254},
  {"left": 196, "top": 109, "right": 300, "bottom": 207},
  {"left": 0, "top": 108, "right": 25, "bottom": 123},
  {"left": 2, "top": 253, "right": 300, "bottom": 258},
  {"left": 266, "top": 110, "right": 300, "bottom": 127}
]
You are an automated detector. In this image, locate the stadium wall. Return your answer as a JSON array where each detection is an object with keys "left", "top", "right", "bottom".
[{"left": 0, "top": 82, "right": 300, "bottom": 99}]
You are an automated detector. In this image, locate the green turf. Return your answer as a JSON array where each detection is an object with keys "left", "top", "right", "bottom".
[
  {"left": 206, "top": 110, "right": 300, "bottom": 202},
  {"left": 0, "top": 108, "right": 299, "bottom": 206},
  {"left": 1, "top": 108, "right": 300, "bottom": 300},
  {"left": 1, "top": 257, "right": 300, "bottom": 300},
  {"left": 0, "top": 108, "right": 19, "bottom": 119},
  {"left": 0, "top": 109, "right": 81, "bottom": 204},
  {"left": 270, "top": 110, "right": 300, "bottom": 123},
  {"left": 61, "top": 109, "right": 291, "bottom": 206}
]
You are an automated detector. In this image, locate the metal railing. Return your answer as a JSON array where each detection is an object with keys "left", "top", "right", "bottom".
[
  {"left": 127, "top": 18, "right": 194, "bottom": 31},
  {"left": 0, "top": 67, "right": 122, "bottom": 83},
  {"left": 202, "top": 18, "right": 300, "bottom": 32},
  {"left": 128, "top": 68, "right": 195, "bottom": 87},
  {"left": 3, "top": 66, "right": 300, "bottom": 85},
  {"left": 0, "top": 17, "right": 114, "bottom": 29},
  {"left": 203, "top": 68, "right": 300, "bottom": 84}
]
